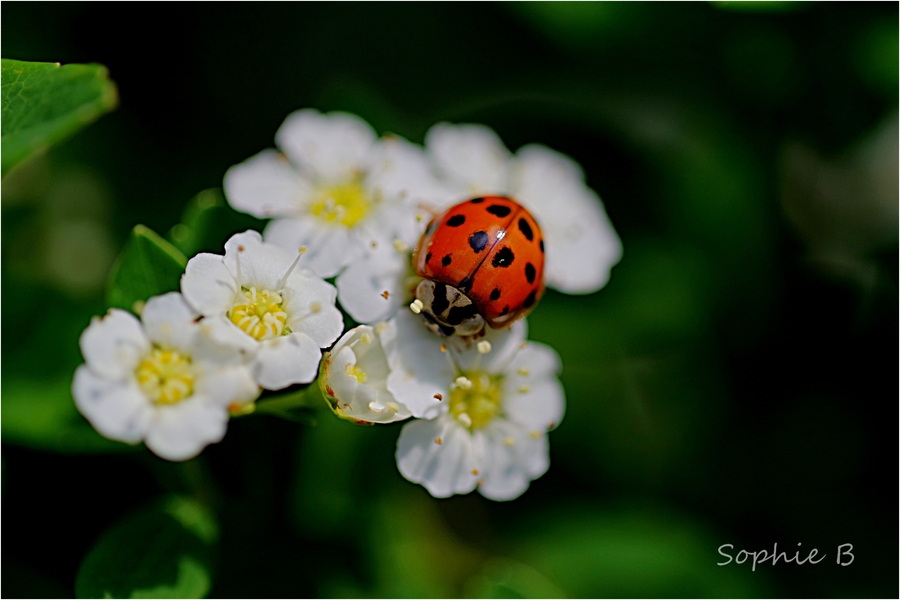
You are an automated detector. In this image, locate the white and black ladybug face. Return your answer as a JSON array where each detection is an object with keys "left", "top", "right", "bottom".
[{"left": 414, "top": 280, "right": 485, "bottom": 338}]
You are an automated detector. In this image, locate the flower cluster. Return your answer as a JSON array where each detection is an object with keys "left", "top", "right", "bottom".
[{"left": 73, "top": 108, "right": 621, "bottom": 500}]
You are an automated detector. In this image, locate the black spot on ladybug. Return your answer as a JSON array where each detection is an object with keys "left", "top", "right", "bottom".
[
  {"left": 539, "top": 239, "right": 544, "bottom": 253},
  {"left": 492, "top": 246, "right": 515, "bottom": 268},
  {"left": 431, "top": 282, "right": 450, "bottom": 316},
  {"left": 447, "top": 303, "right": 478, "bottom": 326},
  {"left": 425, "top": 252, "right": 432, "bottom": 264},
  {"left": 469, "top": 231, "right": 489, "bottom": 252},
  {"left": 457, "top": 275, "right": 473, "bottom": 293},
  {"left": 490, "top": 288, "right": 501, "bottom": 301},
  {"left": 441, "top": 254, "right": 452, "bottom": 267},
  {"left": 447, "top": 214, "right": 466, "bottom": 227},
  {"left": 523, "top": 290, "right": 537, "bottom": 308},
  {"left": 525, "top": 262, "right": 536, "bottom": 284},
  {"left": 470, "top": 197, "right": 485, "bottom": 204},
  {"left": 487, "top": 204, "right": 512, "bottom": 218},
  {"left": 499, "top": 305, "right": 509, "bottom": 316},
  {"left": 518, "top": 218, "right": 534, "bottom": 241}
]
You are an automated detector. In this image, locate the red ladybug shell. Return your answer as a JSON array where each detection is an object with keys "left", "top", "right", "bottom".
[{"left": 413, "top": 196, "right": 545, "bottom": 329}]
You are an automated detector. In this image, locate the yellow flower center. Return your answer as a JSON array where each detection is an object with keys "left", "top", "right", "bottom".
[
  {"left": 230, "top": 287, "right": 289, "bottom": 341},
  {"left": 136, "top": 348, "right": 195, "bottom": 405},
  {"left": 449, "top": 371, "right": 503, "bottom": 430},
  {"left": 345, "top": 361, "right": 367, "bottom": 383},
  {"left": 310, "top": 181, "right": 370, "bottom": 227}
]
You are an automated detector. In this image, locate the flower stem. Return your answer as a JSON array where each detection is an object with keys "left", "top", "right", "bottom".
[{"left": 248, "top": 385, "right": 324, "bottom": 422}]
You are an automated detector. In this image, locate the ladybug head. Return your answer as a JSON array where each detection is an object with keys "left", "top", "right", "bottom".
[{"left": 413, "top": 280, "right": 485, "bottom": 338}]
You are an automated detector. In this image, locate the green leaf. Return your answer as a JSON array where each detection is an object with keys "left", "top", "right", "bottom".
[
  {"left": 1, "top": 377, "right": 134, "bottom": 454},
  {"left": 75, "top": 495, "right": 219, "bottom": 599},
  {"left": 1, "top": 59, "right": 118, "bottom": 177},
  {"left": 107, "top": 225, "right": 188, "bottom": 312},
  {"left": 167, "top": 188, "right": 264, "bottom": 257}
]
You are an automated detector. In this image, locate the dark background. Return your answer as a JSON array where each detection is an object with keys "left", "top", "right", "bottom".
[{"left": 2, "top": 2, "right": 897, "bottom": 598}]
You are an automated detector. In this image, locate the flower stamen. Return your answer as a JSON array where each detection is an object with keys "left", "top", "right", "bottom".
[
  {"left": 310, "top": 181, "right": 370, "bottom": 227},
  {"left": 230, "top": 286, "right": 288, "bottom": 340},
  {"left": 449, "top": 370, "right": 503, "bottom": 430},
  {"left": 136, "top": 348, "right": 195, "bottom": 405}
]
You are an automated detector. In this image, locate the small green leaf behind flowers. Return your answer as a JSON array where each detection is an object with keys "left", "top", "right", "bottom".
[
  {"left": 75, "top": 495, "right": 219, "bottom": 599},
  {"left": 107, "top": 225, "right": 188, "bottom": 313},
  {"left": 167, "top": 188, "right": 265, "bottom": 258},
  {"left": 1, "top": 59, "right": 118, "bottom": 177}
]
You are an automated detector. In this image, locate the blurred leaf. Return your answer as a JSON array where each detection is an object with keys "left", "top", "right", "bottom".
[
  {"left": 291, "top": 410, "right": 366, "bottom": 538},
  {"left": 1, "top": 377, "right": 133, "bottom": 453},
  {"left": 167, "top": 188, "right": 264, "bottom": 257},
  {"left": 710, "top": 1, "right": 805, "bottom": 12},
  {"left": 75, "top": 495, "right": 218, "bottom": 599},
  {"left": 254, "top": 385, "right": 323, "bottom": 425},
  {"left": 465, "top": 559, "right": 567, "bottom": 599},
  {"left": 509, "top": 2, "right": 650, "bottom": 52},
  {"left": 516, "top": 505, "right": 771, "bottom": 598},
  {"left": 1, "top": 59, "right": 118, "bottom": 177},
  {"left": 107, "top": 225, "right": 187, "bottom": 311},
  {"left": 362, "top": 489, "right": 484, "bottom": 598},
  {"left": 853, "top": 18, "right": 899, "bottom": 97}
]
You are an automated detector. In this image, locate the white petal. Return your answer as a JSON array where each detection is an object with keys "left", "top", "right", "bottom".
[
  {"left": 223, "top": 230, "right": 293, "bottom": 291},
  {"left": 194, "top": 364, "right": 260, "bottom": 407},
  {"left": 425, "top": 122, "right": 512, "bottom": 195},
  {"left": 368, "top": 134, "right": 457, "bottom": 208},
  {"left": 395, "top": 415, "right": 479, "bottom": 498},
  {"left": 506, "top": 340, "right": 562, "bottom": 379},
  {"left": 364, "top": 199, "right": 429, "bottom": 248},
  {"left": 72, "top": 366, "right": 150, "bottom": 444},
  {"left": 181, "top": 253, "right": 238, "bottom": 317},
  {"left": 335, "top": 244, "right": 410, "bottom": 324},
  {"left": 477, "top": 420, "right": 549, "bottom": 501},
  {"left": 275, "top": 109, "right": 378, "bottom": 182},
  {"left": 223, "top": 148, "right": 313, "bottom": 218},
  {"left": 512, "top": 144, "right": 623, "bottom": 294},
  {"left": 502, "top": 376, "right": 565, "bottom": 433},
  {"left": 263, "top": 218, "right": 359, "bottom": 278},
  {"left": 382, "top": 311, "right": 454, "bottom": 419},
  {"left": 79, "top": 309, "right": 150, "bottom": 380},
  {"left": 140, "top": 293, "right": 199, "bottom": 354},
  {"left": 452, "top": 318, "right": 528, "bottom": 375},
  {"left": 252, "top": 332, "right": 322, "bottom": 390},
  {"left": 282, "top": 275, "right": 343, "bottom": 348},
  {"left": 144, "top": 399, "right": 229, "bottom": 461},
  {"left": 197, "top": 316, "right": 259, "bottom": 354}
]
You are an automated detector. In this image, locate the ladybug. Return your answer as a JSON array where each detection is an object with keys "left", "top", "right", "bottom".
[{"left": 411, "top": 196, "right": 545, "bottom": 338}]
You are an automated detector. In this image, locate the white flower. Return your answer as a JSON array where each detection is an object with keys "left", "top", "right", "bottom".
[
  {"left": 333, "top": 121, "right": 623, "bottom": 327},
  {"left": 180, "top": 230, "right": 344, "bottom": 390},
  {"left": 335, "top": 236, "right": 420, "bottom": 325},
  {"left": 72, "top": 293, "right": 260, "bottom": 461},
  {"left": 319, "top": 325, "right": 411, "bottom": 424},
  {"left": 426, "top": 122, "right": 623, "bottom": 294},
  {"left": 384, "top": 311, "right": 565, "bottom": 500},
  {"left": 224, "top": 109, "right": 448, "bottom": 278}
]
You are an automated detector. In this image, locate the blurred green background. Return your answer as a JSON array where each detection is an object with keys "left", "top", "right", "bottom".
[{"left": 2, "top": 2, "right": 897, "bottom": 598}]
